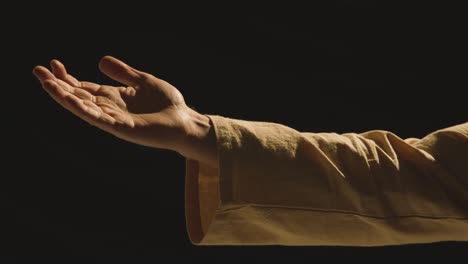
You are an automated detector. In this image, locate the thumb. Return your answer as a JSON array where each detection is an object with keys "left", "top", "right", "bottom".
[{"left": 99, "top": 56, "right": 147, "bottom": 87}]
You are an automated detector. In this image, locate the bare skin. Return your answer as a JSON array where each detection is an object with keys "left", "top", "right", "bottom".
[{"left": 33, "top": 56, "right": 217, "bottom": 167}]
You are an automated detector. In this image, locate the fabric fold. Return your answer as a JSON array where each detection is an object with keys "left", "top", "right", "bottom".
[{"left": 185, "top": 117, "right": 468, "bottom": 245}]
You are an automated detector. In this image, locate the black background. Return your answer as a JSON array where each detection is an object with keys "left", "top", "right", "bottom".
[{"left": 4, "top": 5, "right": 468, "bottom": 263}]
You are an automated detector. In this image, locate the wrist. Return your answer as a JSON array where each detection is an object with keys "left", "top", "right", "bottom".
[{"left": 176, "top": 107, "right": 218, "bottom": 167}]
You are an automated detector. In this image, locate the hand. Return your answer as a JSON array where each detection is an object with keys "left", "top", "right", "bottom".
[{"left": 33, "top": 56, "right": 216, "bottom": 166}]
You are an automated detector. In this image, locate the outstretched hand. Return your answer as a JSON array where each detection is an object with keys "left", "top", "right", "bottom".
[{"left": 33, "top": 56, "right": 216, "bottom": 165}]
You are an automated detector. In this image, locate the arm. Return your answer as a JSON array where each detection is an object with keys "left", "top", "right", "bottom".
[
  {"left": 187, "top": 117, "right": 468, "bottom": 245},
  {"left": 34, "top": 57, "right": 468, "bottom": 246},
  {"left": 179, "top": 110, "right": 218, "bottom": 168}
]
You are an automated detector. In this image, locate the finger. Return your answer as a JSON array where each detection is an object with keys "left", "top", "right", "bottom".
[
  {"left": 84, "top": 101, "right": 131, "bottom": 126},
  {"left": 45, "top": 80, "right": 115, "bottom": 126},
  {"left": 63, "top": 95, "right": 117, "bottom": 126},
  {"left": 99, "top": 56, "right": 149, "bottom": 87},
  {"left": 83, "top": 100, "right": 104, "bottom": 114},
  {"left": 42, "top": 80, "right": 75, "bottom": 112},
  {"left": 43, "top": 80, "right": 69, "bottom": 99},
  {"left": 73, "top": 87, "right": 96, "bottom": 101},
  {"left": 62, "top": 93, "right": 101, "bottom": 120},
  {"left": 50, "top": 60, "right": 67, "bottom": 80},
  {"left": 118, "top": 86, "right": 137, "bottom": 97},
  {"left": 54, "top": 77, "right": 97, "bottom": 102},
  {"left": 43, "top": 80, "right": 93, "bottom": 117},
  {"left": 55, "top": 79, "right": 75, "bottom": 93},
  {"left": 33, "top": 66, "right": 56, "bottom": 83},
  {"left": 50, "top": 60, "right": 81, "bottom": 87},
  {"left": 79, "top": 81, "right": 101, "bottom": 93},
  {"left": 50, "top": 60, "right": 102, "bottom": 93}
]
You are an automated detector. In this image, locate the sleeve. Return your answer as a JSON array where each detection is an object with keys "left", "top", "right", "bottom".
[{"left": 185, "top": 116, "right": 468, "bottom": 246}]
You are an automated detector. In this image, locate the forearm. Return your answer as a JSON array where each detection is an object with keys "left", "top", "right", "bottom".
[{"left": 175, "top": 108, "right": 218, "bottom": 168}]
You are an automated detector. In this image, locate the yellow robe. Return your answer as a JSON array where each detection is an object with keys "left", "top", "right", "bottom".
[{"left": 186, "top": 116, "right": 468, "bottom": 246}]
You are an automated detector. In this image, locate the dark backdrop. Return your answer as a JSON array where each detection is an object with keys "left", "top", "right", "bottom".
[{"left": 4, "top": 7, "right": 467, "bottom": 263}]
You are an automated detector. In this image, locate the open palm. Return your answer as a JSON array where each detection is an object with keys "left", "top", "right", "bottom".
[{"left": 33, "top": 56, "right": 191, "bottom": 150}]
